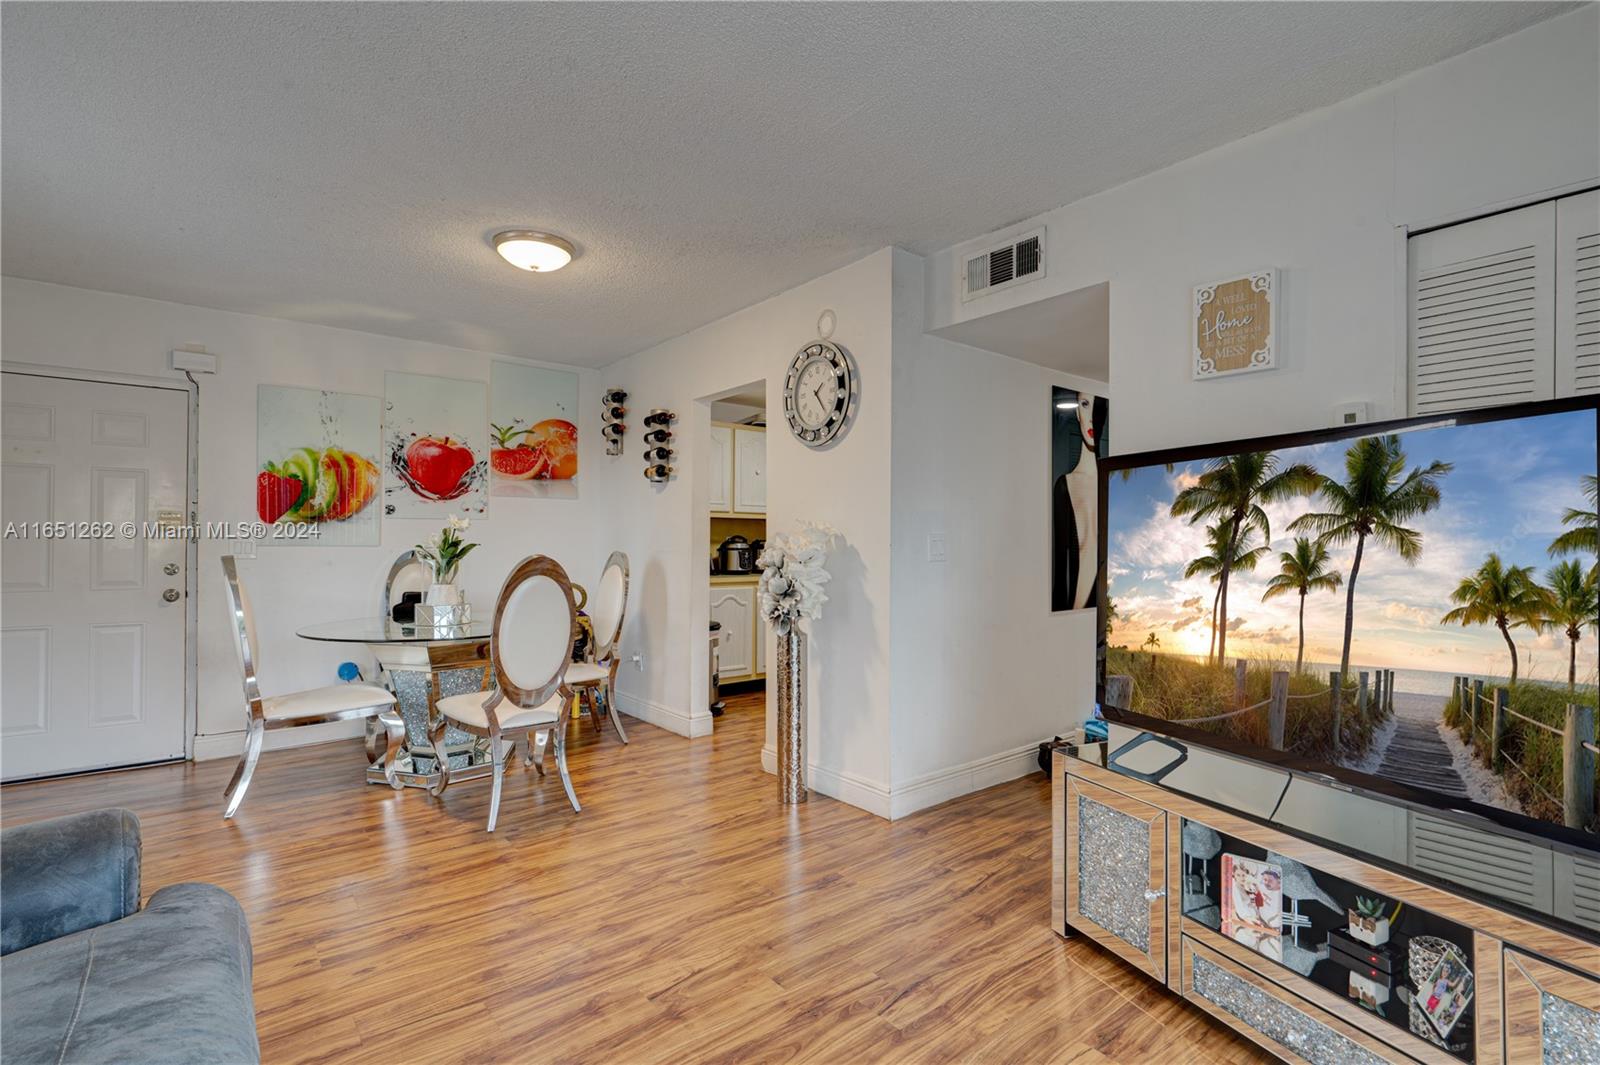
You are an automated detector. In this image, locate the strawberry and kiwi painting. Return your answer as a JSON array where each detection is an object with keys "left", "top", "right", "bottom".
[
  {"left": 256, "top": 386, "right": 383, "bottom": 545},
  {"left": 382, "top": 372, "right": 489, "bottom": 517},
  {"left": 489, "top": 362, "right": 579, "bottom": 499}
]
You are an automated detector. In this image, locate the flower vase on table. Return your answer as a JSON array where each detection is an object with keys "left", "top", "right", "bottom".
[
  {"left": 757, "top": 521, "right": 839, "bottom": 805},
  {"left": 415, "top": 516, "right": 477, "bottom": 628}
]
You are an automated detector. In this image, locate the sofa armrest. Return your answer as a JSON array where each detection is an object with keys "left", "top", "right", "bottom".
[{"left": 1, "top": 808, "right": 141, "bottom": 955}]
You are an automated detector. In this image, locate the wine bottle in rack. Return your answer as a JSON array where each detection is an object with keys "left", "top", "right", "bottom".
[
  {"left": 644, "top": 463, "right": 673, "bottom": 481},
  {"left": 642, "top": 409, "right": 676, "bottom": 428},
  {"left": 602, "top": 389, "right": 628, "bottom": 406},
  {"left": 642, "top": 447, "right": 673, "bottom": 463},
  {"left": 642, "top": 427, "right": 673, "bottom": 445},
  {"left": 602, "top": 403, "right": 627, "bottom": 421}
]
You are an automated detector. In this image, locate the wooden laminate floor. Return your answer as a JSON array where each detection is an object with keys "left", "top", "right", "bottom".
[{"left": 1, "top": 692, "right": 1271, "bottom": 1065}]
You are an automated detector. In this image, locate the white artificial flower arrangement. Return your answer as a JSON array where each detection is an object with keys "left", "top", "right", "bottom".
[{"left": 757, "top": 520, "right": 839, "bottom": 635}]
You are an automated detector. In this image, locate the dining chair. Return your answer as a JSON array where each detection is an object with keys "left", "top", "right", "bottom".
[
  {"left": 367, "top": 549, "right": 431, "bottom": 765},
  {"left": 220, "top": 555, "right": 400, "bottom": 819},
  {"left": 565, "top": 551, "right": 630, "bottom": 743},
  {"left": 432, "top": 555, "right": 581, "bottom": 831}
]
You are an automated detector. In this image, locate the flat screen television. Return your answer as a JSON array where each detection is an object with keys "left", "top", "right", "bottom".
[{"left": 1097, "top": 396, "right": 1599, "bottom": 851}]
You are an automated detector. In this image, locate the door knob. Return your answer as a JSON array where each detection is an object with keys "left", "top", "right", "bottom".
[
  {"left": 1143, "top": 888, "right": 1167, "bottom": 902},
  {"left": 162, "top": 588, "right": 181, "bottom": 603},
  {"left": 164, "top": 562, "right": 180, "bottom": 576}
]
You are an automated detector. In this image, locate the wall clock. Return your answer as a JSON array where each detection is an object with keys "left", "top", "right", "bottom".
[{"left": 783, "top": 340, "right": 853, "bottom": 447}]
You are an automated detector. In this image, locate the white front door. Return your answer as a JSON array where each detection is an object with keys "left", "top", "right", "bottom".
[{"left": 2, "top": 372, "right": 190, "bottom": 780}]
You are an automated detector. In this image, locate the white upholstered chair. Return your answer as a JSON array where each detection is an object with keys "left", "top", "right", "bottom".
[
  {"left": 433, "top": 555, "right": 581, "bottom": 831},
  {"left": 365, "top": 549, "right": 431, "bottom": 770},
  {"left": 220, "top": 555, "right": 398, "bottom": 819},
  {"left": 565, "top": 551, "right": 630, "bottom": 743}
]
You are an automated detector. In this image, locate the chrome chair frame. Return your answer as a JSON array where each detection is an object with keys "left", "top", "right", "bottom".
[
  {"left": 367, "top": 549, "right": 432, "bottom": 769},
  {"left": 570, "top": 551, "right": 630, "bottom": 744},
  {"left": 220, "top": 555, "right": 401, "bottom": 818},
  {"left": 432, "top": 554, "right": 581, "bottom": 831}
]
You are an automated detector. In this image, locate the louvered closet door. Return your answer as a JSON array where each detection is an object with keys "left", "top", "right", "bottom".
[
  {"left": 1409, "top": 201, "right": 1554, "bottom": 415},
  {"left": 1556, "top": 190, "right": 1600, "bottom": 396}
]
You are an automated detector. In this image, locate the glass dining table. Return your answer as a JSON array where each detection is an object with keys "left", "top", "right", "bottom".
[{"left": 296, "top": 617, "right": 500, "bottom": 791}]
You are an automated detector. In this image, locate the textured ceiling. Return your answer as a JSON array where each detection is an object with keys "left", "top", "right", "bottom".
[{"left": 1, "top": 2, "right": 1573, "bottom": 367}]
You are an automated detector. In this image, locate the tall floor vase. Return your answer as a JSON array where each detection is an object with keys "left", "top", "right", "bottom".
[{"left": 776, "top": 628, "right": 807, "bottom": 804}]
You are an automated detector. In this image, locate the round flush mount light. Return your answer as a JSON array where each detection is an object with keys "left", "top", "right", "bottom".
[{"left": 492, "top": 230, "right": 575, "bottom": 272}]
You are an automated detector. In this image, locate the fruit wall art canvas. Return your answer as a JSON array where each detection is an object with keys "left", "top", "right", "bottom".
[
  {"left": 489, "top": 361, "right": 579, "bottom": 499},
  {"left": 256, "top": 386, "right": 382, "bottom": 546},
  {"left": 383, "top": 372, "right": 488, "bottom": 518}
]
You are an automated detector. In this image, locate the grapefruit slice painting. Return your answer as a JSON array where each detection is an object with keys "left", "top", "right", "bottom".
[
  {"left": 489, "top": 363, "right": 579, "bottom": 499},
  {"left": 256, "top": 387, "right": 382, "bottom": 546}
]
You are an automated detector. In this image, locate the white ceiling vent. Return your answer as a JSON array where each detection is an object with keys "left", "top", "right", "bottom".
[{"left": 962, "top": 228, "right": 1046, "bottom": 302}]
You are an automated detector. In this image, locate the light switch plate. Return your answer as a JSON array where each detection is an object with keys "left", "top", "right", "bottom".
[{"left": 927, "top": 533, "right": 948, "bottom": 563}]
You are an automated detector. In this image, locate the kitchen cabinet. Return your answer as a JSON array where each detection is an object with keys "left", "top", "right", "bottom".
[
  {"left": 710, "top": 583, "right": 754, "bottom": 678},
  {"left": 709, "top": 576, "right": 765, "bottom": 683},
  {"left": 708, "top": 425, "right": 732, "bottom": 511},
  {"left": 733, "top": 427, "right": 766, "bottom": 513},
  {"left": 710, "top": 422, "right": 765, "bottom": 516}
]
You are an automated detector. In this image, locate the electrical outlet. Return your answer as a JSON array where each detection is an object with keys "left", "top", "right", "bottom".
[{"left": 927, "top": 533, "right": 947, "bottom": 563}]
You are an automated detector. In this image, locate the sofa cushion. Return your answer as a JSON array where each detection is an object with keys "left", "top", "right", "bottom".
[
  {"left": 1, "top": 809, "right": 140, "bottom": 956},
  {"left": 0, "top": 882, "right": 258, "bottom": 1065}
]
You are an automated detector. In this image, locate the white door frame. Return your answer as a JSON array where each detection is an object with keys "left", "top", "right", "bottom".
[{"left": 2, "top": 361, "right": 200, "bottom": 762}]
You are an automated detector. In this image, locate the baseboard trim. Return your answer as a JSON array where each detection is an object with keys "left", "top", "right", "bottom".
[
  {"left": 888, "top": 743, "right": 1042, "bottom": 820},
  {"left": 612, "top": 693, "right": 714, "bottom": 739},
  {"left": 191, "top": 718, "right": 367, "bottom": 762},
  {"left": 759, "top": 744, "right": 893, "bottom": 819}
]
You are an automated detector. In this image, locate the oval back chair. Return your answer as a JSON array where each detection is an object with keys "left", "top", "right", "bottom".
[
  {"left": 432, "top": 555, "right": 580, "bottom": 831},
  {"left": 565, "top": 551, "right": 631, "bottom": 743}
]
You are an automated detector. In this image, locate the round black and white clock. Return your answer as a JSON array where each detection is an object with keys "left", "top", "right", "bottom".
[{"left": 782, "top": 341, "right": 853, "bottom": 448}]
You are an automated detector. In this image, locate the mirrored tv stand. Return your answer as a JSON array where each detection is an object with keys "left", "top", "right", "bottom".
[{"left": 1052, "top": 727, "right": 1600, "bottom": 1064}]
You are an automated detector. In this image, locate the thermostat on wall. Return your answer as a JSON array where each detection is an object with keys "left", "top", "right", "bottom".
[
  {"left": 1334, "top": 401, "right": 1368, "bottom": 426},
  {"left": 169, "top": 349, "right": 217, "bottom": 374}
]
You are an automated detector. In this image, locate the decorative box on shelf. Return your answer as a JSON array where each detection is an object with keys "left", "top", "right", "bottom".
[{"left": 416, "top": 602, "right": 471, "bottom": 628}]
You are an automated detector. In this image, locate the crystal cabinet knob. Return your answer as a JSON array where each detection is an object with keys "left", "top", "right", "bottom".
[{"left": 1143, "top": 888, "right": 1167, "bottom": 902}]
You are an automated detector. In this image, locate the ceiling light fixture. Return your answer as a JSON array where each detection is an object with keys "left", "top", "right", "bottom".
[{"left": 492, "top": 230, "right": 575, "bottom": 272}]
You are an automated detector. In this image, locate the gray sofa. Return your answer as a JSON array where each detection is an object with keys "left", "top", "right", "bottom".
[{"left": 1, "top": 809, "right": 259, "bottom": 1064}]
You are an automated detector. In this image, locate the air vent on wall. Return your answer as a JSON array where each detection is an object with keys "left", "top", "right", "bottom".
[{"left": 962, "top": 228, "right": 1045, "bottom": 302}]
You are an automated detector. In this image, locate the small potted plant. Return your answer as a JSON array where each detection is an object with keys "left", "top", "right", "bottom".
[
  {"left": 415, "top": 514, "right": 477, "bottom": 625},
  {"left": 1348, "top": 895, "right": 1392, "bottom": 947}
]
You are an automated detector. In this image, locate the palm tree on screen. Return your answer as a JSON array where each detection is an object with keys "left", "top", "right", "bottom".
[
  {"left": 1440, "top": 553, "right": 1544, "bottom": 685},
  {"left": 1171, "top": 452, "right": 1319, "bottom": 665},
  {"left": 1261, "top": 537, "right": 1343, "bottom": 674},
  {"left": 1541, "top": 560, "right": 1599, "bottom": 692},
  {"left": 1143, "top": 631, "right": 1161, "bottom": 666},
  {"left": 1185, "top": 521, "right": 1268, "bottom": 664},
  {"left": 1548, "top": 474, "right": 1598, "bottom": 565},
  {"left": 1290, "top": 435, "right": 1451, "bottom": 688}
]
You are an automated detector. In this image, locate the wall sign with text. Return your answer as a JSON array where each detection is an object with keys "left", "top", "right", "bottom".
[{"left": 1193, "top": 269, "right": 1277, "bottom": 379}]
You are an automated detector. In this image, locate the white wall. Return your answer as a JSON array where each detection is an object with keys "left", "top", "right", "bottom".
[
  {"left": 1, "top": 277, "right": 603, "bottom": 758},
  {"left": 888, "top": 249, "right": 1103, "bottom": 816},
  {"left": 594, "top": 249, "right": 898, "bottom": 810},
  {"left": 925, "top": 4, "right": 1600, "bottom": 455}
]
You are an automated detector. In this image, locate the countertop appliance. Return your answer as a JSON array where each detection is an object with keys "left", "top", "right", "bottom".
[{"left": 718, "top": 535, "right": 754, "bottom": 574}]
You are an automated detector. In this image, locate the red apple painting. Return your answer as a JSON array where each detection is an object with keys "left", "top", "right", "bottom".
[
  {"left": 383, "top": 372, "right": 488, "bottom": 517},
  {"left": 257, "top": 386, "right": 382, "bottom": 546},
  {"left": 490, "top": 363, "right": 579, "bottom": 499}
]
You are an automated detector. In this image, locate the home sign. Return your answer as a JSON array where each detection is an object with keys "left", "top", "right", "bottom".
[{"left": 1193, "top": 269, "right": 1277, "bottom": 379}]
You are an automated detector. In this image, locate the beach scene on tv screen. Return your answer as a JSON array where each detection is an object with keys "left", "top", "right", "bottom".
[{"left": 1105, "top": 408, "right": 1598, "bottom": 833}]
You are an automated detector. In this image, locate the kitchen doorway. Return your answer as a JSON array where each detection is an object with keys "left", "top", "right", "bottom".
[{"left": 703, "top": 382, "right": 766, "bottom": 722}]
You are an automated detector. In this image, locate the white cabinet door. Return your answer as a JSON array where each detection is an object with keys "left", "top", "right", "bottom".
[
  {"left": 2, "top": 372, "right": 190, "bottom": 780},
  {"left": 1408, "top": 200, "right": 1555, "bottom": 415},
  {"left": 752, "top": 605, "right": 765, "bottom": 677},
  {"left": 710, "top": 584, "right": 753, "bottom": 677},
  {"left": 733, "top": 428, "right": 766, "bottom": 513},
  {"left": 1556, "top": 189, "right": 1599, "bottom": 396},
  {"left": 708, "top": 425, "right": 732, "bottom": 512}
]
